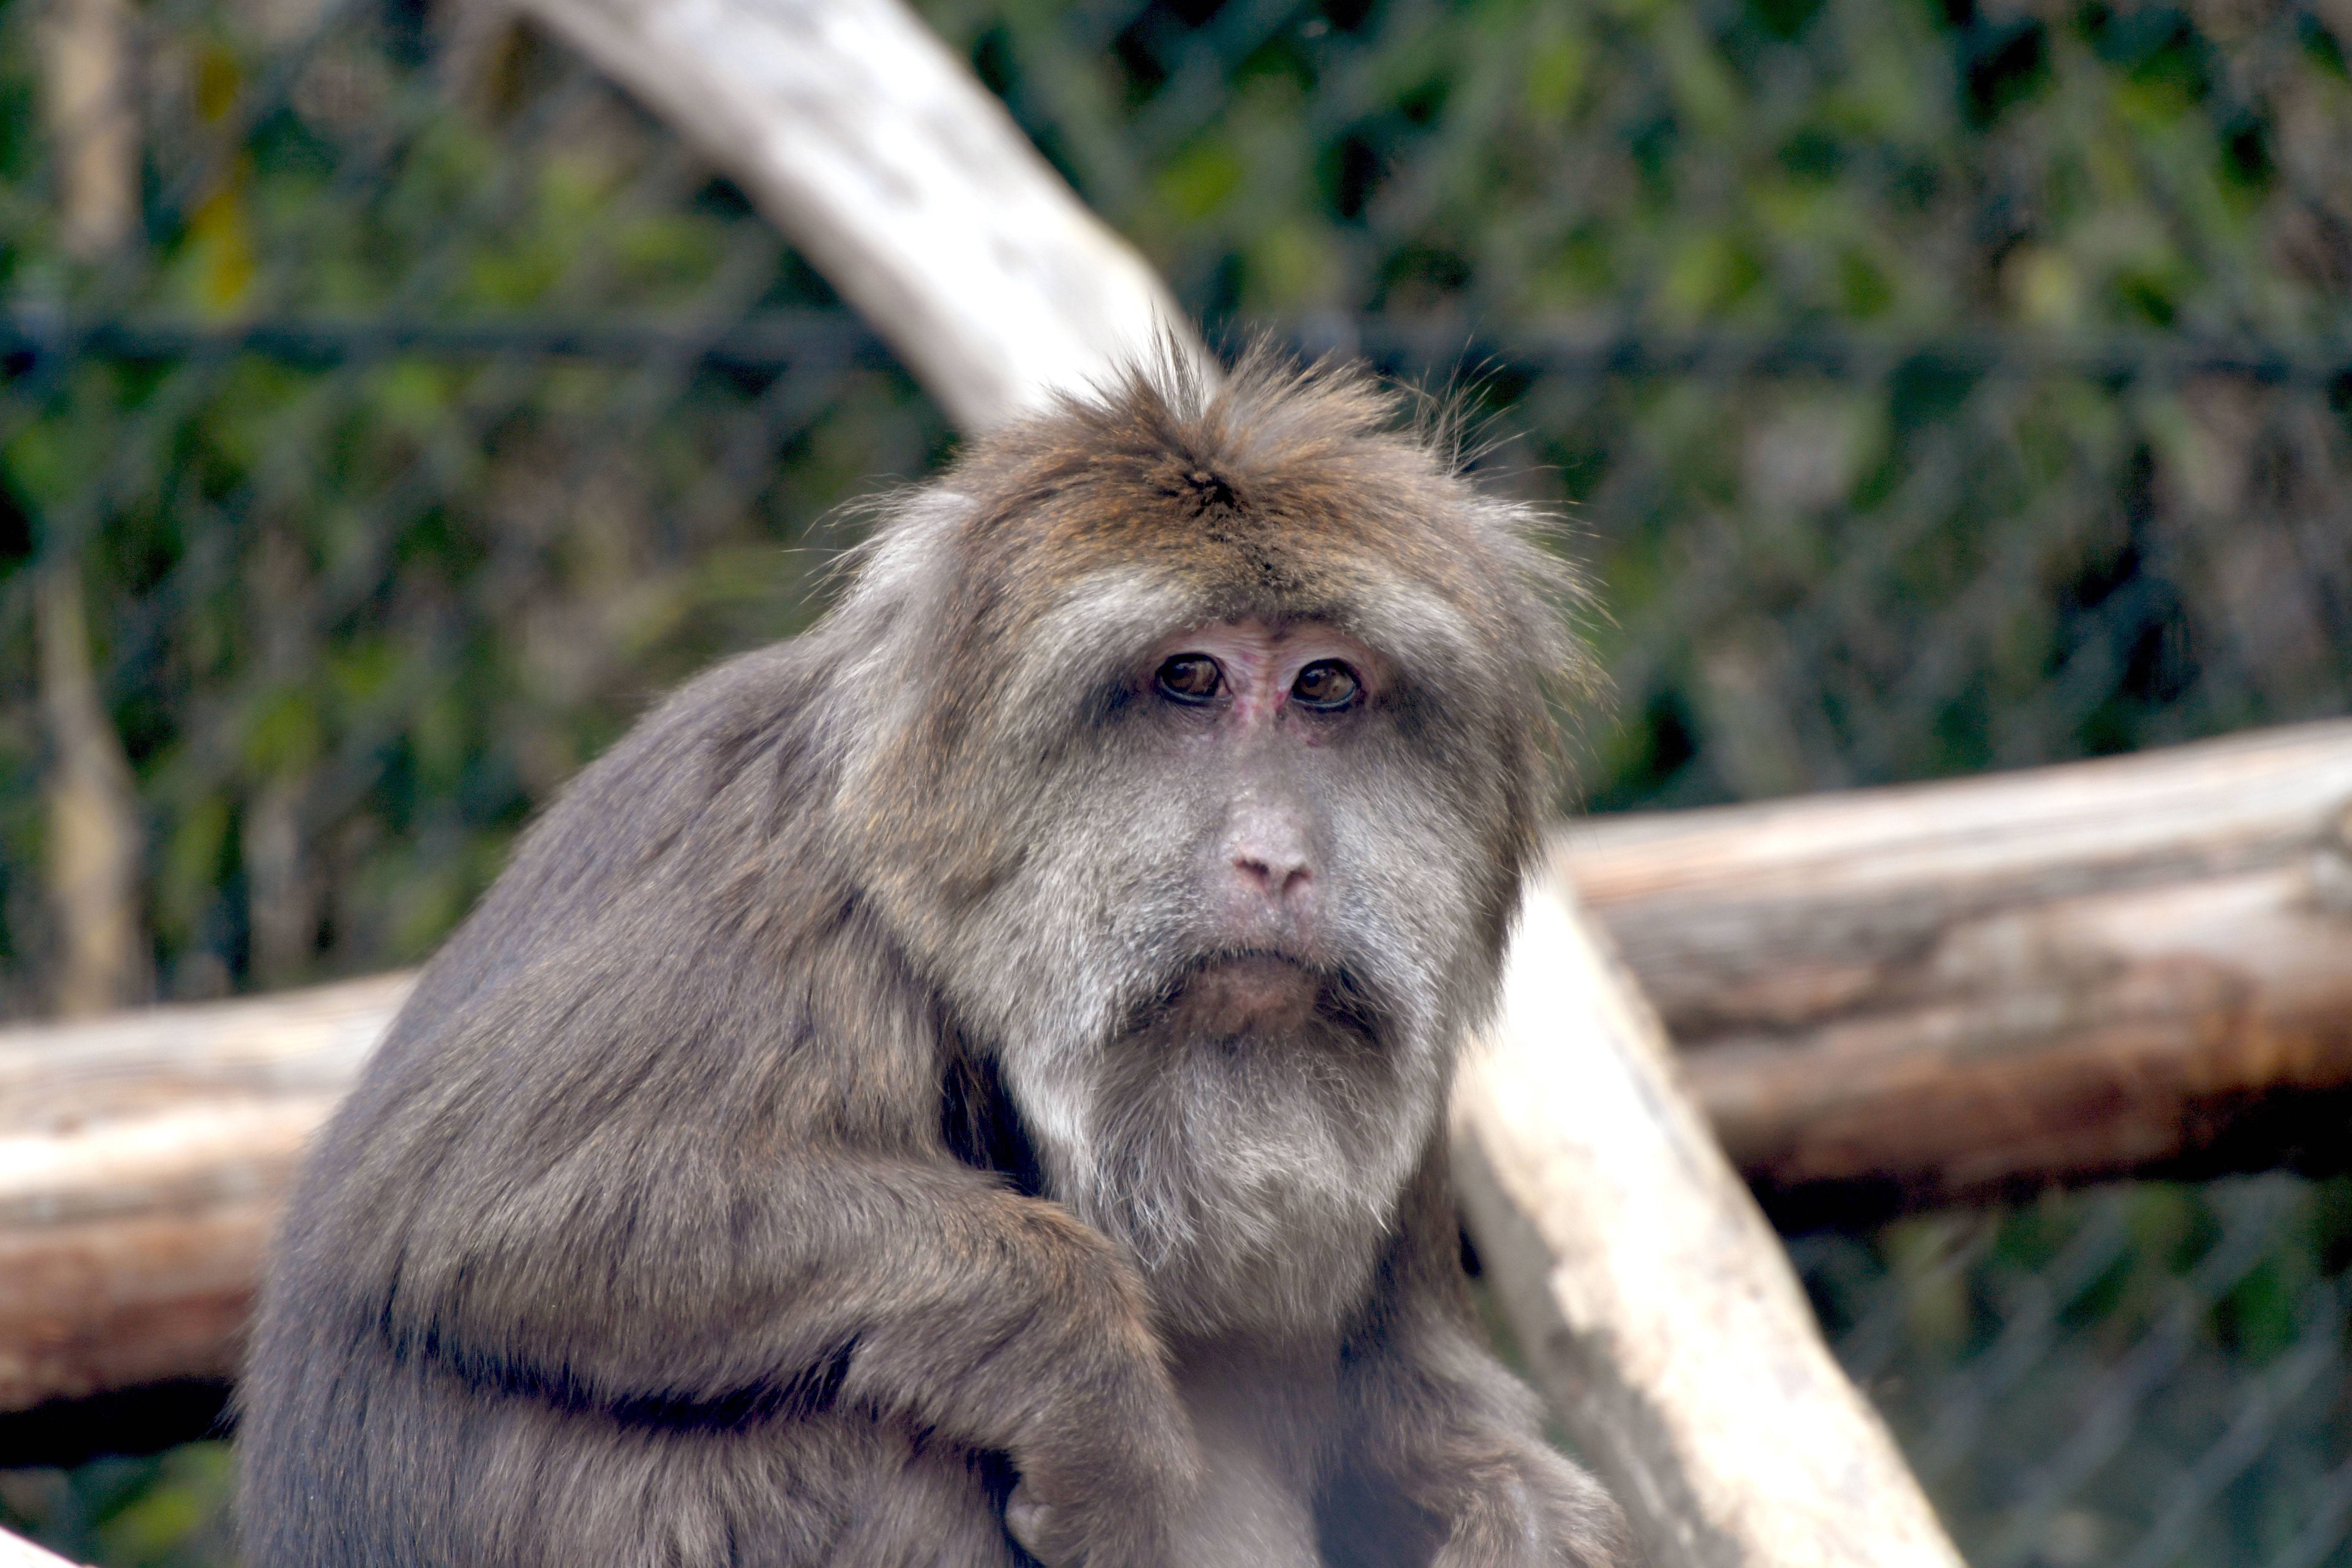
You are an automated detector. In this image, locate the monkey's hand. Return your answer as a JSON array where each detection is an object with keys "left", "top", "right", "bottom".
[
  {"left": 1420, "top": 1439, "right": 1626, "bottom": 1568},
  {"left": 1337, "top": 1151, "right": 1630, "bottom": 1567},
  {"left": 1003, "top": 1478, "right": 1056, "bottom": 1560},
  {"left": 1342, "top": 1336, "right": 1628, "bottom": 1568},
  {"left": 996, "top": 1366, "right": 1203, "bottom": 1568},
  {"left": 1001, "top": 1473, "right": 1189, "bottom": 1568},
  {"left": 803, "top": 1172, "right": 1203, "bottom": 1568},
  {"left": 357, "top": 1110, "right": 1204, "bottom": 1565},
  {"left": 1342, "top": 1318, "right": 1627, "bottom": 1567}
]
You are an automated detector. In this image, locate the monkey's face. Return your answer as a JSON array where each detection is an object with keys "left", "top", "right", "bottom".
[
  {"left": 829, "top": 365, "right": 1571, "bottom": 1331},
  {"left": 1129, "top": 618, "right": 1383, "bottom": 1028},
  {"left": 849, "top": 573, "right": 1535, "bottom": 1331}
]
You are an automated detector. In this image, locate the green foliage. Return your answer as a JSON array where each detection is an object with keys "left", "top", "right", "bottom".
[
  {"left": 924, "top": 0, "right": 2352, "bottom": 811},
  {"left": 0, "top": 1444, "right": 236, "bottom": 1567},
  {"left": 928, "top": 0, "right": 2352, "bottom": 335},
  {"left": 0, "top": 0, "right": 948, "bottom": 1013}
]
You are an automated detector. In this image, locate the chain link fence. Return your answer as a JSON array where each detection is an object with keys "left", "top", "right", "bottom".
[{"left": 2, "top": 0, "right": 2351, "bottom": 1562}]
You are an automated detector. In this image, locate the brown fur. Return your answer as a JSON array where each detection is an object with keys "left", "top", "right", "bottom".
[{"left": 236, "top": 351, "right": 1628, "bottom": 1568}]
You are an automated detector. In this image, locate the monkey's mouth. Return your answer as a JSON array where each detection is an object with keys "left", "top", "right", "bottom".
[{"left": 1152, "top": 951, "right": 1386, "bottom": 1047}]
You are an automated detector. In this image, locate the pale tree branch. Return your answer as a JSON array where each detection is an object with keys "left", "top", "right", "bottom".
[
  {"left": 37, "top": 0, "right": 137, "bottom": 261},
  {"left": 506, "top": 0, "right": 1212, "bottom": 431},
  {"left": 0, "top": 1525, "right": 80, "bottom": 1568},
  {"left": 34, "top": 559, "right": 149, "bottom": 1019},
  {"left": 1455, "top": 877, "right": 1965, "bottom": 1568}
]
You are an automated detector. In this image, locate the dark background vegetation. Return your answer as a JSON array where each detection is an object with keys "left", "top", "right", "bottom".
[{"left": 1, "top": 0, "right": 2350, "bottom": 1561}]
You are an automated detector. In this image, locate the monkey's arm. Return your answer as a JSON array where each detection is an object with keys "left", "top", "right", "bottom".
[
  {"left": 1332, "top": 1142, "right": 1628, "bottom": 1568},
  {"left": 341, "top": 1133, "right": 1195, "bottom": 1564},
  {"left": 287, "top": 926, "right": 1198, "bottom": 1568}
]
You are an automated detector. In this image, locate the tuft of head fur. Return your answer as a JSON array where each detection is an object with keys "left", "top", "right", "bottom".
[
  {"left": 837, "top": 351, "right": 1588, "bottom": 866},
  {"left": 821, "top": 348, "right": 1590, "bottom": 1333}
]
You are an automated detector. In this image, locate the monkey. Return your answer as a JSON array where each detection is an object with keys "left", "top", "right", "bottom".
[{"left": 234, "top": 350, "right": 1631, "bottom": 1568}]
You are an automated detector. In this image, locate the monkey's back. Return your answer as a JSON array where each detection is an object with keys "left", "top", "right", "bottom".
[{"left": 234, "top": 634, "right": 1021, "bottom": 1568}]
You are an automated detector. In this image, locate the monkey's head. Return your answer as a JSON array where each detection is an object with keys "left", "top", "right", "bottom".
[{"left": 827, "top": 354, "right": 1582, "bottom": 1334}]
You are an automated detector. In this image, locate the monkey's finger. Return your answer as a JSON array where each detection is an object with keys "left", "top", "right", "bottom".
[{"left": 1004, "top": 1478, "right": 1056, "bottom": 1562}]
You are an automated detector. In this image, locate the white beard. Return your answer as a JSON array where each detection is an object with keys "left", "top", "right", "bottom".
[{"left": 1007, "top": 1022, "right": 1446, "bottom": 1337}]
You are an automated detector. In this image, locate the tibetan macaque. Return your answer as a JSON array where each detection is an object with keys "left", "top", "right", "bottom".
[{"left": 236, "top": 354, "right": 1629, "bottom": 1568}]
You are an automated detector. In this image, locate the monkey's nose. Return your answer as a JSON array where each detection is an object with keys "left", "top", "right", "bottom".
[
  {"left": 1222, "top": 801, "right": 1318, "bottom": 923},
  {"left": 1233, "top": 849, "right": 1314, "bottom": 907}
]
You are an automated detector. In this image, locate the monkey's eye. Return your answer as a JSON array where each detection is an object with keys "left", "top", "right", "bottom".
[
  {"left": 1155, "top": 655, "right": 1224, "bottom": 704},
  {"left": 1291, "top": 660, "right": 1362, "bottom": 711}
]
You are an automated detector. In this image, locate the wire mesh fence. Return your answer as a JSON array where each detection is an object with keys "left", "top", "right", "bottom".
[
  {"left": 1798, "top": 1176, "right": 2352, "bottom": 1568},
  {"left": 1, "top": 0, "right": 2350, "bottom": 1562}
]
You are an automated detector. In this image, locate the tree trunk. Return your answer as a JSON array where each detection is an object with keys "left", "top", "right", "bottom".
[
  {"left": 33, "top": 561, "right": 148, "bottom": 1018},
  {"left": 37, "top": 0, "right": 136, "bottom": 261}
]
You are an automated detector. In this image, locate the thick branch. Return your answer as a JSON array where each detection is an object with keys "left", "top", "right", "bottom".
[
  {"left": 0, "top": 1527, "right": 79, "bottom": 1567},
  {"left": 1454, "top": 877, "right": 1963, "bottom": 1568},
  {"left": 0, "top": 975, "right": 407, "bottom": 1409},
  {"left": 505, "top": 0, "right": 1210, "bottom": 430},
  {"left": 3, "top": 726, "right": 2347, "bottom": 1433}
]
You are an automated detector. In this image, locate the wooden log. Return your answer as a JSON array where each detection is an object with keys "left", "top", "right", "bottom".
[
  {"left": 1563, "top": 717, "right": 2352, "bottom": 1220},
  {"left": 504, "top": 0, "right": 1208, "bottom": 431},
  {"left": 0, "top": 1526, "right": 80, "bottom": 1567},
  {"left": 1454, "top": 874, "right": 1965, "bottom": 1568},
  {"left": 0, "top": 975, "right": 408, "bottom": 1410},
  {"left": 3, "top": 725, "right": 2347, "bottom": 1425}
]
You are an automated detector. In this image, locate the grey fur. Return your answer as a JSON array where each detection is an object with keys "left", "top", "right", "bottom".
[{"left": 236, "top": 356, "right": 1628, "bottom": 1568}]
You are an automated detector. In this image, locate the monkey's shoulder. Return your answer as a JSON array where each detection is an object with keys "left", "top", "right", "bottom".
[
  {"left": 561, "top": 636, "right": 847, "bottom": 841},
  {"left": 376, "top": 637, "right": 855, "bottom": 1064}
]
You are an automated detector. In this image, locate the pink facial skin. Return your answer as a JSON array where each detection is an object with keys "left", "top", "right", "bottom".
[
  {"left": 1144, "top": 620, "right": 1384, "bottom": 1033},
  {"left": 1143, "top": 620, "right": 1385, "bottom": 737}
]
